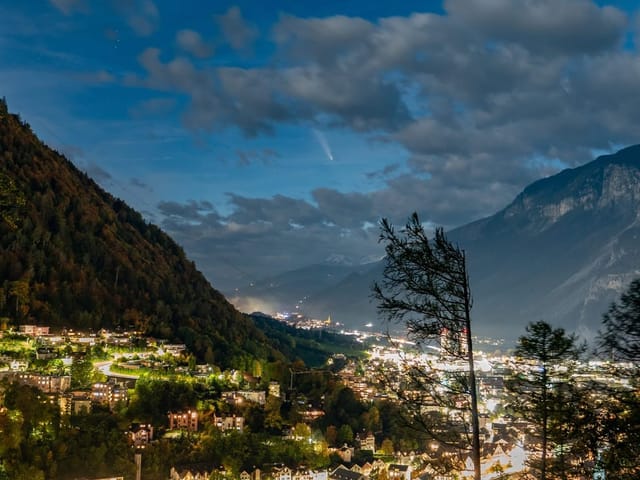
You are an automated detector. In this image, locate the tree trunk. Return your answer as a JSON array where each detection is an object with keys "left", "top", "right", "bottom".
[
  {"left": 541, "top": 365, "right": 548, "bottom": 480},
  {"left": 463, "top": 254, "right": 482, "bottom": 480}
]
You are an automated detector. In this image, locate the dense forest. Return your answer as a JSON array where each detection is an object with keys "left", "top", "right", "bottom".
[{"left": 0, "top": 98, "right": 284, "bottom": 367}]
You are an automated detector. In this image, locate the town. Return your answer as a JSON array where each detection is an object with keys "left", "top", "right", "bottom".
[{"left": 0, "top": 320, "right": 631, "bottom": 480}]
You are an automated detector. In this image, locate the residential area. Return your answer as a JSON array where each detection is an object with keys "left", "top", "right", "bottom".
[{"left": 0, "top": 321, "right": 633, "bottom": 480}]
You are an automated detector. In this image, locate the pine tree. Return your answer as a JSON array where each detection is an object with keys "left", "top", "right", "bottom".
[
  {"left": 506, "top": 321, "right": 583, "bottom": 480},
  {"left": 594, "top": 279, "right": 640, "bottom": 478}
]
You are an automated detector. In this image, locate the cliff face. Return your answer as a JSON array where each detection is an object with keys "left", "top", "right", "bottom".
[
  {"left": 0, "top": 99, "right": 283, "bottom": 365},
  {"left": 503, "top": 152, "right": 640, "bottom": 229}
]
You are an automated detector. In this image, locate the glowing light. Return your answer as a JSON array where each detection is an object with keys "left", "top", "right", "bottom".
[{"left": 313, "top": 128, "right": 334, "bottom": 161}]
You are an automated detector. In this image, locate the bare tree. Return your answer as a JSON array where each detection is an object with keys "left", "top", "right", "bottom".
[{"left": 372, "top": 213, "right": 481, "bottom": 480}]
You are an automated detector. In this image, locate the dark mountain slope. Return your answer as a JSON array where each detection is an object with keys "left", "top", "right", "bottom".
[
  {"left": 0, "top": 99, "right": 283, "bottom": 367},
  {"left": 282, "top": 146, "right": 640, "bottom": 342}
]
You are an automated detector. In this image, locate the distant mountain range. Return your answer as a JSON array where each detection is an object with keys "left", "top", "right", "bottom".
[{"left": 238, "top": 145, "right": 640, "bottom": 344}]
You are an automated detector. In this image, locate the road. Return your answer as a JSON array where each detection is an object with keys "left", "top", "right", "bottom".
[{"left": 94, "top": 361, "right": 141, "bottom": 380}]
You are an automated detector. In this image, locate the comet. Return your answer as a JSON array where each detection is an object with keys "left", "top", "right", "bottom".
[{"left": 313, "top": 128, "right": 334, "bottom": 161}]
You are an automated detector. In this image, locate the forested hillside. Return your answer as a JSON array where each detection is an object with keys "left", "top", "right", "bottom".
[{"left": 0, "top": 99, "right": 282, "bottom": 367}]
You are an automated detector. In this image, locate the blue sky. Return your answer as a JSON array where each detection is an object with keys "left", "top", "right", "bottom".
[{"left": 2, "top": 0, "right": 640, "bottom": 305}]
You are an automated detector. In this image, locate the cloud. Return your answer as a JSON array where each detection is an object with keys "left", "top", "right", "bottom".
[
  {"left": 366, "top": 163, "right": 401, "bottom": 180},
  {"left": 225, "top": 193, "right": 322, "bottom": 228},
  {"left": 131, "top": 48, "right": 410, "bottom": 134},
  {"left": 273, "top": 14, "right": 374, "bottom": 65},
  {"left": 130, "top": 177, "right": 151, "bottom": 190},
  {"left": 445, "top": 0, "right": 627, "bottom": 55},
  {"left": 215, "top": 6, "right": 258, "bottom": 51},
  {"left": 157, "top": 199, "right": 217, "bottom": 221},
  {"left": 131, "top": 48, "right": 292, "bottom": 135},
  {"left": 113, "top": 0, "right": 159, "bottom": 36},
  {"left": 157, "top": 194, "right": 382, "bottom": 290},
  {"left": 85, "top": 162, "right": 112, "bottom": 183},
  {"left": 49, "top": 0, "right": 86, "bottom": 15},
  {"left": 176, "top": 29, "right": 213, "bottom": 58},
  {"left": 235, "top": 148, "right": 279, "bottom": 167},
  {"left": 311, "top": 189, "right": 376, "bottom": 229},
  {"left": 120, "top": 2, "right": 640, "bottom": 290}
]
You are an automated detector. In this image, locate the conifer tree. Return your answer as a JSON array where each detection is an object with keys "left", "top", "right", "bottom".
[
  {"left": 506, "top": 321, "right": 583, "bottom": 480},
  {"left": 594, "top": 279, "right": 640, "bottom": 478},
  {"left": 599, "top": 278, "right": 640, "bottom": 362}
]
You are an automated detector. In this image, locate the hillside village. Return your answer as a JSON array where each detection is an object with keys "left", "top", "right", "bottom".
[{"left": 0, "top": 321, "right": 632, "bottom": 480}]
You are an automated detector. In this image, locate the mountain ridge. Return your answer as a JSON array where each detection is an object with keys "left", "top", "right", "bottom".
[{"left": 241, "top": 145, "right": 640, "bottom": 343}]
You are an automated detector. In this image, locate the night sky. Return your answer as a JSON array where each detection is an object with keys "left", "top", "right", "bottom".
[{"left": 2, "top": 0, "right": 640, "bottom": 298}]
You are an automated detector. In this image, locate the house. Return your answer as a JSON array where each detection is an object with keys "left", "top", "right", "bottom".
[
  {"left": 8, "top": 360, "right": 28, "bottom": 371},
  {"left": 91, "top": 382, "right": 128, "bottom": 410},
  {"left": 357, "top": 463, "right": 373, "bottom": 478},
  {"left": 300, "top": 408, "right": 324, "bottom": 422},
  {"left": 388, "top": 464, "right": 411, "bottom": 480},
  {"left": 213, "top": 414, "right": 245, "bottom": 432},
  {"left": 268, "top": 381, "right": 281, "bottom": 398},
  {"left": 370, "top": 460, "right": 386, "bottom": 475},
  {"left": 222, "top": 390, "right": 266, "bottom": 405},
  {"left": 334, "top": 444, "right": 354, "bottom": 463},
  {"left": 330, "top": 466, "right": 364, "bottom": 480},
  {"left": 293, "top": 469, "right": 312, "bottom": 480},
  {"left": 58, "top": 391, "right": 92, "bottom": 416},
  {"left": 19, "top": 324, "right": 50, "bottom": 336},
  {"left": 161, "top": 344, "right": 187, "bottom": 356},
  {"left": 168, "top": 410, "right": 198, "bottom": 431},
  {"left": 13, "top": 372, "right": 70, "bottom": 393},
  {"left": 169, "top": 467, "right": 209, "bottom": 480},
  {"left": 481, "top": 442, "right": 527, "bottom": 479},
  {"left": 273, "top": 466, "right": 292, "bottom": 480},
  {"left": 240, "top": 469, "right": 261, "bottom": 480},
  {"left": 71, "top": 391, "right": 92, "bottom": 415},
  {"left": 129, "top": 423, "right": 154, "bottom": 447},
  {"left": 310, "top": 470, "right": 328, "bottom": 480},
  {"left": 36, "top": 347, "right": 56, "bottom": 360},
  {"left": 356, "top": 432, "right": 376, "bottom": 451}
]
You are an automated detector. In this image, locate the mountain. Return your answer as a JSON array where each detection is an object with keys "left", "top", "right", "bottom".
[
  {"left": 248, "top": 146, "right": 640, "bottom": 343},
  {"left": 451, "top": 145, "right": 640, "bottom": 341},
  {"left": 0, "top": 99, "right": 284, "bottom": 367},
  {"left": 230, "top": 261, "right": 376, "bottom": 317}
]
